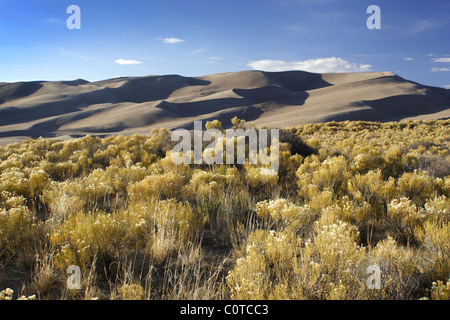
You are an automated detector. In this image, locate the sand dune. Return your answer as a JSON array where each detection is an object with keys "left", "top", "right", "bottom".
[{"left": 0, "top": 70, "right": 449, "bottom": 144}]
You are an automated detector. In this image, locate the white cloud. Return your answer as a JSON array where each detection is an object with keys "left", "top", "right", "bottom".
[
  {"left": 45, "top": 18, "right": 64, "bottom": 26},
  {"left": 247, "top": 57, "right": 372, "bottom": 73},
  {"left": 432, "top": 67, "right": 450, "bottom": 72},
  {"left": 285, "top": 24, "right": 305, "bottom": 33},
  {"left": 406, "top": 19, "right": 444, "bottom": 35},
  {"left": 404, "top": 57, "right": 415, "bottom": 61},
  {"left": 192, "top": 46, "right": 208, "bottom": 55},
  {"left": 432, "top": 57, "right": 450, "bottom": 63},
  {"left": 158, "top": 37, "right": 185, "bottom": 44},
  {"left": 114, "top": 59, "right": 143, "bottom": 65},
  {"left": 208, "top": 56, "right": 224, "bottom": 61},
  {"left": 207, "top": 57, "right": 225, "bottom": 64},
  {"left": 443, "top": 85, "right": 450, "bottom": 89}
]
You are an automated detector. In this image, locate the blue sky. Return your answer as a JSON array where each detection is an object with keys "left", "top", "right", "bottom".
[{"left": 0, "top": 0, "right": 449, "bottom": 88}]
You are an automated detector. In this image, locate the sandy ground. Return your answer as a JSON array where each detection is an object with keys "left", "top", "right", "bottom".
[{"left": 0, "top": 70, "right": 449, "bottom": 145}]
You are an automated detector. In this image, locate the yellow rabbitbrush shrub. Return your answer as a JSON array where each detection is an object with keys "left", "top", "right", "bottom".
[
  {"left": 227, "top": 218, "right": 369, "bottom": 300},
  {"left": 297, "top": 155, "right": 351, "bottom": 200},
  {"left": 415, "top": 219, "right": 450, "bottom": 280},
  {"left": 50, "top": 199, "right": 204, "bottom": 271},
  {"left": 296, "top": 218, "right": 367, "bottom": 300},
  {"left": 184, "top": 170, "right": 227, "bottom": 199},
  {"left": 226, "top": 229, "right": 301, "bottom": 300},
  {"left": 320, "top": 196, "right": 372, "bottom": 226},
  {"left": 244, "top": 165, "right": 278, "bottom": 194},
  {"left": 0, "top": 120, "right": 449, "bottom": 300},
  {"left": 255, "top": 198, "right": 318, "bottom": 234},
  {"left": 0, "top": 167, "right": 30, "bottom": 198},
  {"left": 50, "top": 210, "right": 138, "bottom": 270},
  {"left": 369, "top": 236, "right": 423, "bottom": 299},
  {"left": 347, "top": 169, "right": 390, "bottom": 203},
  {"left": 397, "top": 170, "right": 436, "bottom": 206},
  {"left": 0, "top": 205, "right": 33, "bottom": 257},
  {"left": 127, "top": 172, "right": 186, "bottom": 202},
  {"left": 350, "top": 149, "right": 384, "bottom": 174},
  {"left": 426, "top": 277, "right": 450, "bottom": 300},
  {"left": 386, "top": 197, "right": 426, "bottom": 244}
]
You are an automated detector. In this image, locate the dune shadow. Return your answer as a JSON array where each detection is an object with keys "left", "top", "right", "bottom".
[
  {"left": 0, "top": 81, "right": 44, "bottom": 103},
  {"left": 363, "top": 92, "right": 450, "bottom": 117},
  {"left": 155, "top": 96, "right": 257, "bottom": 117},
  {"left": 105, "top": 75, "right": 211, "bottom": 104},
  {"left": 264, "top": 70, "right": 333, "bottom": 91},
  {"left": 0, "top": 76, "right": 212, "bottom": 127},
  {"left": 233, "top": 86, "right": 309, "bottom": 106}
]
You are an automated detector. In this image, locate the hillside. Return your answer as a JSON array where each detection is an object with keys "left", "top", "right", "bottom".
[{"left": 0, "top": 70, "right": 449, "bottom": 144}]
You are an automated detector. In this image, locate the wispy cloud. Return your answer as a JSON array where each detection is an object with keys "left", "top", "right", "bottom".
[
  {"left": 157, "top": 37, "right": 185, "bottom": 44},
  {"left": 404, "top": 57, "right": 415, "bottom": 61},
  {"left": 430, "top": 56, "right": 450, "bottom": 72},
  {"left": 285, "top": 24, "right": 305, "bottom": 33},
  {"left": 207, "top": 56, "right": 225, "bottom": 64},
  {"left": 208, "top": 56, "right": 224, "bottom": 61},
  {"left": 57, "top": 47, "right": 98, "bottom": 62},
  {"left": 431, "top": 67, "right": 450, "bottom": 72},
  {"left": 45, "top": 18, "right": 65, "bottom": 26},
  {"left": 432, "top": 57, "right": 450, "bottom": 63},
  {"left": 192, "top": 46, "right": 208, "bottom": 55},
  {"left": 405, "top": 19, "right": 445, "bottom": 35},
  {"left": 247, "top": 57, "right": 372, "bottom": 73},
  {"left": 114, "top": 59, "right": 143, "bottom": 65}
]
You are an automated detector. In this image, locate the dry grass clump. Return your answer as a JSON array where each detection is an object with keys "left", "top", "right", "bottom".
[{"left": 0, "top": 119, "right": 449, "bottom": 300}]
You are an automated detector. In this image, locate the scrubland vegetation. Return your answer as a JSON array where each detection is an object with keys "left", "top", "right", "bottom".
[{"left": 0, "top": 119, "right": 449, "bottom": 300}]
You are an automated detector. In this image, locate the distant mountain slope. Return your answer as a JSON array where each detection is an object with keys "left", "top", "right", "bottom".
[{"left": 0, "top": 70, "right": 449, "bottom": 144}]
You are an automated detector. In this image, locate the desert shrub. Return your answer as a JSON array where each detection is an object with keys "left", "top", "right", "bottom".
[
  {"left": 83, "top": 169, "right": 116, "bottom": 206},
  {"left": 205, "top": 120, "right": 222, "bottom": 130},
  {"left": 184, "top": 170, "right": 227, "bottom": 199},
  {"left": 255, "top": 198, "right": 318, "bottom": 235},
  {"left": 415, "top": 155, "right": 450, "bottom": 178},
  {"left": 0, "top": 167, "right": 30, "bottom": 198},
  {"left": 226, "top": 229, "right": 301, "bottom": 300},
  {"left": 424, "top": 195, "right": 449, "bottom": 218},
  {"left": 244, "top": 164, "right": 279, "bottom": 198},
  {"left": 0, "top": 155, "right": 24, "bottom": 172},
  {"left": 127, "top": 172, "right": 186, "bottom": 202},
  {"left": 28, "top": 169, "right": 51, "bottom": 198},
  {"left": 383, "top": 145, "right": 404, "bottom": 178},
  {"left": 50, "top": 199, "right": 204, "bottom": 271},
  {"left": 104, "top": 165, "right": 148, "bottom": 194},
  {"left": 425, "top": 277, "right": 450, "bottom": 300},
  {"left": 397, "top": 170, "right": 436, "bottom": 206},
  {"left": 50, "top": 210, "right": 135, "bottom": 271},
  {"left": 43, "top": 169, "right": 118, "bottom": 217},
  {"left": 43, "top": 180, "right": 86, "bottom": 222},
  {"left": 295, "top": 217, "right": 368, "bottom": 300},
  {"left": 386, "top": 197, "right": 425, "bottom": 245},
  {"left": 297, "top": 155, "right": 351, "bottom": 200},
  {"left": 444, "top": 177, "right": 450, "bottom": 197},
  {"left": 347, "top": 169, "right": 389, "bottom": 216},
  {"left": 227, "top": 217, "right": 368, "bottom": 300},
  {"left": 1, "top": 119, "right": 449, "bottom": 300},
  {"left": 415, "top": 219, "right": 450, "bottom": 280},
  {"left": 117, "top": 283, "right": 145, "bottom": 300},
  {"left": 370, "top": 237, "right": 424, "bottom": 299},
  {"left": 321, "top": 196, "right": 372, "bottom": 226},
  {"left": 276, "top": 143, "right": 304, "bottom": 190},
  {"left": 351, "top": 150, "right": 384, "bottom": 174},
  {"left": 0, "top": 205, "right": 33, "bottom": 258}
]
